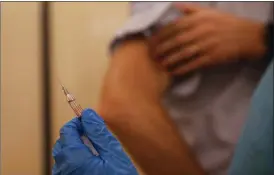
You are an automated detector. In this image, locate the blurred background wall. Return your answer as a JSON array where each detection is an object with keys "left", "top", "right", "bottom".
[
  {"left": 1, "top": 2, "right": 43, "bottom": 175},
  {"left": 1, "top": 2, "right": 129, "bottom": 175},
  {"left": 50, "top": 1, "right": 128, "bottom": 147}
]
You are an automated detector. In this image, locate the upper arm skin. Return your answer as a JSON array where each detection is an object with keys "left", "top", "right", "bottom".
[
  {"left": 97, "top": 39, "right": 204, "bottom": 175},
  {"left": 98, "top": 39, "right": 169, "bottom": 116}
]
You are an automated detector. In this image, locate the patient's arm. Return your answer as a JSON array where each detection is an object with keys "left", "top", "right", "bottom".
[{"left": 97, "top": 38, "right": 204, "bottom": 175}]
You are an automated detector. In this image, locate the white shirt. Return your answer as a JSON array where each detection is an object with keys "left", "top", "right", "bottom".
[{"left": 126, "top": 2, "right": 272, "bottom": 174}]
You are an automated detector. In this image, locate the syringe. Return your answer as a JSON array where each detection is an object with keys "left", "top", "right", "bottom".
[{"left": 60, "top": 83, "right": 100, "bottom": 156}]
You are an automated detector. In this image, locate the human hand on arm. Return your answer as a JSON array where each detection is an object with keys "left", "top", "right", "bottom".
[
  {"left": 150, "top": 3, "right": 268, "bottom": 75},
  {"left": 97, "top": 37, "right": 205, "bottom": 175}
]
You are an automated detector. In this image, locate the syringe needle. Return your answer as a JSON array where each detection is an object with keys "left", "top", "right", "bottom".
[
  {"left": 58, "top": 79, "right": 100, "bottom": 156},
  {"left": 57, "top": 79, "right": 71, "bottom": 97}
]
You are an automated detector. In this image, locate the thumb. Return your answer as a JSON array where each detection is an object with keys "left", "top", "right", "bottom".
[
  {"left": 173, "top": 3, "right": 202, "bottom": 14},
  {"left": 81, "top": 108, "right": 124, "bottom": 157}
]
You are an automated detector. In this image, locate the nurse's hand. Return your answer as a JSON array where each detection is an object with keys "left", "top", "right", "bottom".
[
  {"left": 52, "top": 108, "right": 138, "bottom": 175},
  {"left": 151, "top": 3, "right": 266, "bottom": 75}
]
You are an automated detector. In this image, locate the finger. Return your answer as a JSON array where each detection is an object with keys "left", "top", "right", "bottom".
[
  {"left": 174, "top": 3, "right": 205, "bottom": 14},
  {"left": 59, "top": 118, "right": 97, "bottom": 157},
  {"left": 152, "top": 21, "right": 181, "bottom": 44},
  {"left": 52, "top": 139, "right": 62, "bottom": 158},
  {"left": 153, "top": 14, "right": 207, "bottom": 47},
  {"left": 81, "top": 108, "right": 131, "bottom": 163},
  {"left": 178, "top": 11, "right": 208, "bottom": 30},
  {"left": 156, "top": 25, "right": 211, "bottom": 58},
  {"left": 59, "top": 118, "right": 84, "bottom": 147},
  {"left": 162, "top": 34, "right": 219, "bottom": 67},
  {"left": 172, "top": 55, "right": 211, "bottom": 75},
  {"left": 53, "top": 145, "right": 97, "bottom": 174},
  {"left": 161, "top": 44, "right": 200, "bottom": 67},
  {"left": 81, "top": 108, "right": 109, "bottom": 153},
  {"left": 177, "top": 23, "right": 215, "bottom": 46},
  {"left": 152, "top": 17, "right": 196, "bottom": 44},
  {"left": 154, "top": 32, "right": 182, "bottom": 58},
  {"left": 169, "top": 36, "right": 219, "bottom": 74},
  {"left": 56, "top": 119, "right": 97, "bottom": 172}
]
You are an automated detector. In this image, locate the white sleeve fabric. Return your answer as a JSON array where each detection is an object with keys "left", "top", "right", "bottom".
[
  {"left": 109, "top": 2, "right": 181, "bottom": 51},
  {"left": 109, "top": 2, "right": 201, "bottom": 97}
]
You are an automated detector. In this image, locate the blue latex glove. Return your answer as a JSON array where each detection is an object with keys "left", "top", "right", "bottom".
[{"left": 52, "top": 108, "right": 138, "bottom": 175}]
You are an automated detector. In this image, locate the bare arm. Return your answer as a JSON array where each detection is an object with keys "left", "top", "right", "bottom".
[{"left": 97, "top": 38, "right": 205, "bottom": 175}]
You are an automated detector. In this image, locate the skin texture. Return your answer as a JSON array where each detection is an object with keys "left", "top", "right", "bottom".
[
  {"left": 150, "top": 3, "right": 267, "bottom": 75},
  {"left": 97, "top": 38, "right": 205, "bottom": 175},
  {"left": 96, "top": 4, "right": 267, "bottom": 174}
]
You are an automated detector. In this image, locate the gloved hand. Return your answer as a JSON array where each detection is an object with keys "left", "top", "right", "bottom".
[{"left": 52, "top": 108, "right": 138, "bottom": 175}]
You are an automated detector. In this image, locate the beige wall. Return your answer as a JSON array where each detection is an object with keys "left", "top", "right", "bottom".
[
  {"left": 50, "top": 2, "right": 129, "bottom": 143},
  {"left": 49, "top": 3, "right": 147, "bottom": 173},
  {"left": 1, "top": 2, "right": 43, "bottom": 175},
  {"left": 1, "top": 2, "right": 139, "bottom": 174}
]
